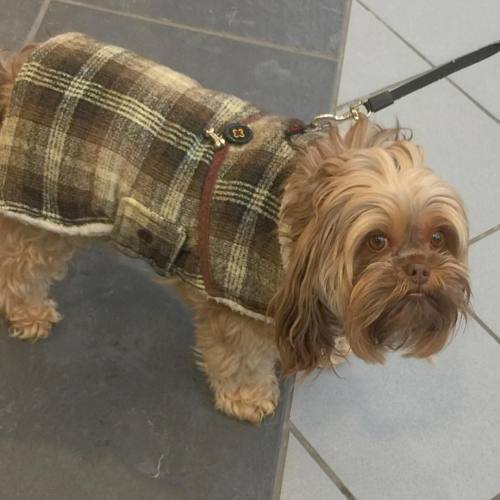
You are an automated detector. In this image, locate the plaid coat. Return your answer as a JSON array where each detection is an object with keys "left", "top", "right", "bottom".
[{"left": 0, "top": 33, "right": 297, "bottom": 321}]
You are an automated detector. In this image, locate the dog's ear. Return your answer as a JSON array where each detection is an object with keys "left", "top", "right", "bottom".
[{"left": 270, "top": 230, "right": 339, "bottom": 375}]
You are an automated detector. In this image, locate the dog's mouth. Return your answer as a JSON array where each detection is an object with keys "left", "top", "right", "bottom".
[
  {"left": 345, "top": 255, "right": 470, "bottom": 363},
  {"left": 405, "top": 290, "right": 439, "bottom": 305},
  {"left": 368, "top": 289, "right": 459, "bottom": 352}
]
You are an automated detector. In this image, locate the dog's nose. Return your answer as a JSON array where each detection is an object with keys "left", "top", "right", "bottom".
[{"left": 406, "top": 263, "right": 430, "bottom": 285}]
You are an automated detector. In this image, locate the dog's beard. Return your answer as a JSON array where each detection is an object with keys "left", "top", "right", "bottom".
[{"left": 345, "top": 254, "right": 470, "bottom": 363}]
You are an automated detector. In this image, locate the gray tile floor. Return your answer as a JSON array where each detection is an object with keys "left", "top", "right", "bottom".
[
  {"left": 283, "top": 2, "right": 500, "bottom": 499},
  {"left": 0, "top": 1, "right": 350, "bottom": 499}
]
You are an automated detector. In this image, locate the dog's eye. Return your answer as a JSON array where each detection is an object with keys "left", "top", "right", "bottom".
[
  {"left": 367, "top": 233, "right": 388, "bottom": 252},
  {"left": 431, "top": 230, "right": 445, "bottom": 249}
]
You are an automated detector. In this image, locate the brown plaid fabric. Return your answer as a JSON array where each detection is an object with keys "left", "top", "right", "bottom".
[{"left": 0, "top": 33, "right": 297, "bottom": 320}]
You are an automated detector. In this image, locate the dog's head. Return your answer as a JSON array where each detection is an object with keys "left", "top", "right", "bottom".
[{"left": 272, "top": 115, "right": 469, "bottom": 373}]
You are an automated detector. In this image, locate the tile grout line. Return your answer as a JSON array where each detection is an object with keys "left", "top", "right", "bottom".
[
  {"left": 330, "top": 0, "right": 354, "bottom": 111},
  {"left": 447, "top": 78, "right": 500, "bottom": 126},
  {"left": 469, "top": 223, "right": 500, "bottom": 245},
  {"left": 355, "top": 0, "right": 500, "bottom": 127},
  {"left": 289, "top": 421, "right": 357, "bottom": 500},
  {"left": 272, "top": 379, "right": 296, "bottom": 500},
  {"left": 54, "top": 0, "right": 339, "bottom": 62},
  {"left": 467, "top": 224, "right": 500, "bottom": 345},
  {"left": 23, "top": 0, "right": 52, "bottom": 46},
  {"left": 272, "top": 423, "right": 291, "bottom": 500},
  {"left": 468, "top": 309, "right": 500, "bottom": 344}
]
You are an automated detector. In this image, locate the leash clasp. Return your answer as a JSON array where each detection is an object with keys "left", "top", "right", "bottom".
[{"left": 309, "top": 101, "right": 371, "bottom": 129}]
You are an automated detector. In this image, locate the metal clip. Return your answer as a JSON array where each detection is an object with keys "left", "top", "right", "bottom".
[
  {"left": 205, "top": 128, "right": 226, "bottom": 150},
  {"left": 308, "top": 101, "right": 371, "bottom": 129}
]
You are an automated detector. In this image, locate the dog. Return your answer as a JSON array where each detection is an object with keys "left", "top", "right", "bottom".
[{"left": 0, "top": 33, "right": 470, "bottom": 423}]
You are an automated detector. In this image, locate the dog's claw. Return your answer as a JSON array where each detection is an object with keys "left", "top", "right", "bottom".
[
  {"left": 9, "top": 322, "right": 51, "bottom": 341},
  {"left": 215, "top": 385, "right": 279, "bottom": 424},
  {"left": 7, "top": 305, "right": 61, "bottom": 341}
]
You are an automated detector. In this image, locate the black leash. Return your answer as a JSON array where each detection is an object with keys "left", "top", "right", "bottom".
[
  {"left": 310, "top": 40, "right": 500, "bottom": 126},
  {"left": 366, "top": 40, "right": 500, "bottom": 112}
]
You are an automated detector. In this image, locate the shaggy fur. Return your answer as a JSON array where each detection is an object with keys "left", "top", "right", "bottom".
[
  {"left": 0, "top": 41, "right": 470, "bottom": 424},
  {"left": 273, "top": 120, "right": 470, "bottom": 372}
]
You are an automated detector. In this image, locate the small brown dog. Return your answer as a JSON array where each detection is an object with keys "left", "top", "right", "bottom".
[{"left": 0, "top": 34, "right": 470, "bottom": 423}]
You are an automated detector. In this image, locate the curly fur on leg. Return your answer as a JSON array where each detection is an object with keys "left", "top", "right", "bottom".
[
  {"left": 172, "top": 280, "right": 279, "bottom": 424},
  {"left": 196, "top": 302, "right": 279, "bottom": 424},
  {"left": 0, "top": 217, "right": 79, "bottom": 340}
]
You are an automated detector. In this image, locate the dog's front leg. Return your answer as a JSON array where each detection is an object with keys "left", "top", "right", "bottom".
[
  {"left": 194, "top": 300, "right": 279, "bottom": 424},
  {"left": 0, "top": 216, "right": 78, "bottom": 340}
]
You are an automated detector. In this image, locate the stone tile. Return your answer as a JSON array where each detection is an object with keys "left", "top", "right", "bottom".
[
  {"left": 451, "top": 57, "right": 500, "bottom": 123},
  {"left": 80, "top": 0, "right": 350, "bottom": 56},
  {"left": 0, "top": 248, "right": 293, "bottom": 500},
  {"left": 0, "top": 0, "right": 44, "bottom": 48},
  {"left": 359, "top": 0, "right": 500, "bottom": 124},
  {"left": 470, "top": 230, "right": 500, "bottom": 333},
  {"left": 290, "top": 319, "right": 500, "bottom": 500},
  {"left": 280, "top": 434, "right": 344, "bottom": 500},
  {"left": 337, "top": 1, "right": 429, "bottom": 104},
  {"left": 360, "top": 0, "right": 500, "bottom": 61},
  {"left": 338, "top": 1, "right": 500, "bottom": 238},
  {"left": 37, "top": 2, "right": 337, "bottom": 119}
]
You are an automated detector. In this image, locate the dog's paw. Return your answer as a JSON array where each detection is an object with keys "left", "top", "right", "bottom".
[
  {"left": 8, "top": 302, "right": 61, "bottom": 341},
  {"left": 215, "top": 384, "right": 279, "bottom": 424}
]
